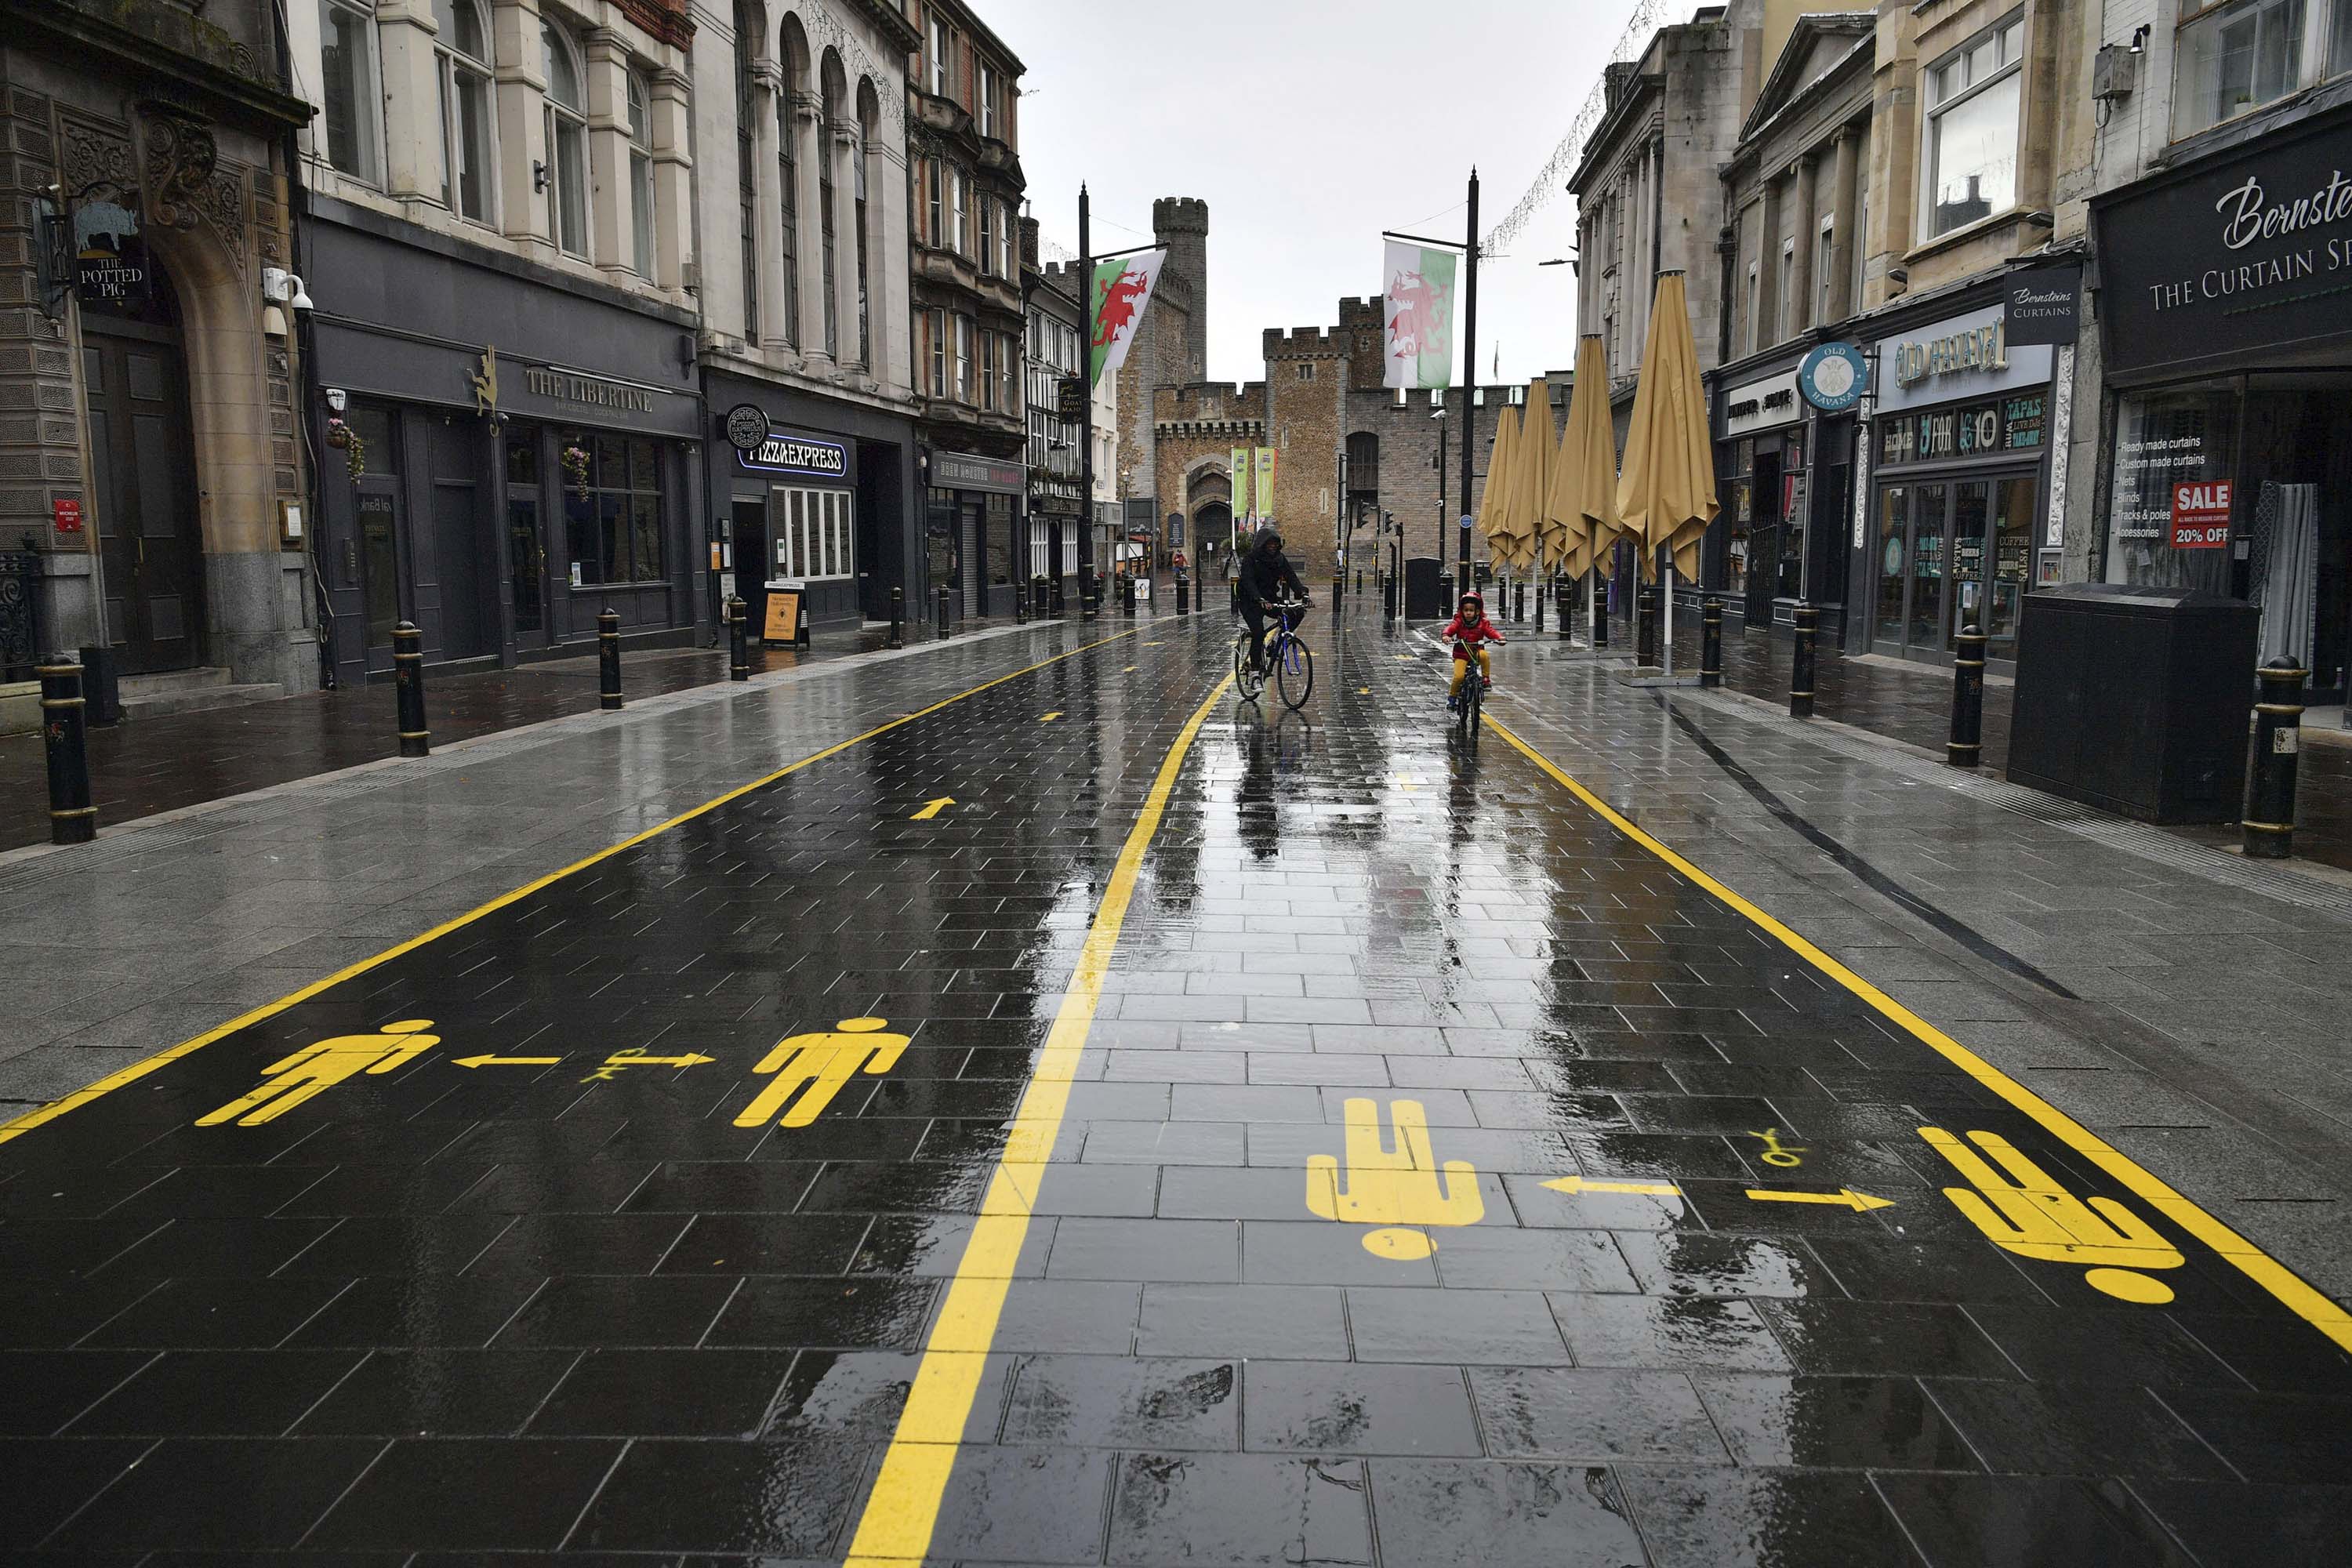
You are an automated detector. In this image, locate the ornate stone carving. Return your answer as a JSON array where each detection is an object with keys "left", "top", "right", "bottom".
[
  {"left": 58, "top": 114, "right": 136, "bottom": 200},
  {"left": 140, "top": 107, "right": 218, "bottom": 226}
]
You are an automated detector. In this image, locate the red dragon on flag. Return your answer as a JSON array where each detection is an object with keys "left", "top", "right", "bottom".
[
  {"left": 1382, "top": 239, "right": 1457, "bottom": 389},
  {"left": 1086, "top": 249, "right": 1167, "bottom": 386},
  {"left": 1094, "top": 267, "right": 1152, "bottom": 350},
  {"left": 1386, "top": 267, "right": 1446, "bottom": 358}
]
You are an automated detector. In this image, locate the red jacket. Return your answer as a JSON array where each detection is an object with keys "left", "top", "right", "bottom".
[{"left": 1442, "top": 614, "right": 1506, "bottom": 658}]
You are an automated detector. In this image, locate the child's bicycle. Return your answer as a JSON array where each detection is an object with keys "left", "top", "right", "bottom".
[
  {"left": 1234, "top": 600, "right": 1314, "bottom": 711},
  {"left": 1452, "top": 659, "right": 1486, "bottom": 739}
]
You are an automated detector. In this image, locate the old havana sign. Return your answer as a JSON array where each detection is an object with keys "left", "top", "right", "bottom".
[{"left": 2094, "top": 103, "right": 2352, "bottom": 377}]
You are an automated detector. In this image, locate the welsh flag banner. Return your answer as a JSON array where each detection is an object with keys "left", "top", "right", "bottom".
[
  {"left": 1382, "top": 239, "right": 1457, "bottom": 390},
  {"left": 1254, "top": 446, "right": 1277, "bottom": 520},
  {"left": 1090, "top": 249, "right": 1167, "bottom": 387},
  {"left": 1231, "top": 447, "right": 1253, "bottom": 524}
]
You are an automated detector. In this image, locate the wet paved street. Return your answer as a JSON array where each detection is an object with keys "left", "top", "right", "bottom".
[{"left": 3, "top": 608, "right": 2350, "bottom": 1565}]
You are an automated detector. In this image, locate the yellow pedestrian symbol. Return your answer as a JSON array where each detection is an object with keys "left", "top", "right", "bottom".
[
  {"left": 1748, "top": 1127, "right": 1806, "bottom": 1167},
  {"left": 196, "top": 1019, "right": 439, "bottom": 1127},
  {"left": 1307, "top": 1097, "right": 1483, "bottom": 1261},
  {"left": 1919, "top": 1127, "right": 2186, "bottom": 1304},
  {"left": 732, "top": 1017, "right": 907, "bottom": 1129}
]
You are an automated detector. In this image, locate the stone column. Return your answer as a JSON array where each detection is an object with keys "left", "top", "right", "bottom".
[
  {"left": 747, "top": 61, "right": 787, "bottom": 347},
  {"left": 791, "top": 91, "right": 828, "bottom": 361},
  {"left": 492, "top": 0, "right": 554, "bottom": 261},
  {"left": 1788, "top": 152, "right": 1819, "bottom": 336},
  {"left": 1755, "top": 176, "right": 1783, "bottom": 347},
  {"left": 376, "top": 0, "right": 442, "bottom": 205},
  {"left": 584, "top": 27, "right": 632, "bottom": 278},
  {"left": 829, "top": 117, "right": 863, "bottom": 370},
  {"left": 1828, "top": 125, "right": 1861, "bottom": 323},
  {"left": 649, "top": 65, "right": 694, "bottom": 295}
]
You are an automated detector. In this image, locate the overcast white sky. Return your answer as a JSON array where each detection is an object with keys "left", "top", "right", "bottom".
[{"left": 985, "top": 0, "right": 1645, "bottom": 388}]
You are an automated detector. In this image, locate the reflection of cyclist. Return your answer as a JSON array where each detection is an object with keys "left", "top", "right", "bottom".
[
  {"left": 1443, "top": 592, "right": 1504, "bottom": 713},
  {"left": 1238, "top": 528, "right": 1310, "bottom": 674}
]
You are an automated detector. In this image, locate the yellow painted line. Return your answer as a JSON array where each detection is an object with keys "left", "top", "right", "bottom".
[
  {"left": 0, "top": 627, "right": 1144, "bottom": 1148},
  {"left": 842, "top": 673, "right": 1232, "bottom": 1566},
  {"left": 1485, "top": 712, "right": 2352, "bottom": 1353},
  {"left": 1040, "top": 710, "right": 1064, "bottom": 723}
]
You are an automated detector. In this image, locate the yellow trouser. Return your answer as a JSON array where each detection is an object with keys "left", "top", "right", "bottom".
[{"left": 1449, "top": 649, "right": 1491, "bottom": 695}]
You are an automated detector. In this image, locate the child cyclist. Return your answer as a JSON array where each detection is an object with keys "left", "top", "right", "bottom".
[{"left": 1443, "top": 590, "right": 1505, "bottom": 712}]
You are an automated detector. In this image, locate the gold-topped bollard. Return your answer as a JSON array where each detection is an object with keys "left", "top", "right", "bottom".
[
  {"left": 2244, "top": 657, "right": 2308, "bottom": 859},
  {"left": 39, "top": 655, "right": 95, "bottom": 845},
  {"left": 1948, "top": 622, "right": 1986, "bottom": 768},
  {"left": 1789, "top": 603, "right": 1819, "bottom": 719},
  {"left": 727, "top": 594, "right": 750, "bottom": 681},
  {"left": 393, "top": 621, "right": 429, "bottom": 757},
  {"left": 597, "top": 608, "right": 622, "bottom": 710}
]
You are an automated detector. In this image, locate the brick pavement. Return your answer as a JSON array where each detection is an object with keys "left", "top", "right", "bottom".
[{"left": 0, "top": 603, "right": 2346, "bottom": 1563}]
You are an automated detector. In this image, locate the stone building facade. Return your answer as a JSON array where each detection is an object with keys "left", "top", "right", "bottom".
[
  {"left": 904, "top": 0, "right": 1025, "bottom": 619},
  {"left": 1115, "top": 196, "right": 1204, "bottom": 510},
  {"left": 1, "top": 0, "right": 314, "bottom": 693}
]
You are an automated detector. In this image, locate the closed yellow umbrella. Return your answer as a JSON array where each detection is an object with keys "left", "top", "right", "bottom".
[
  {"left": 1617, "top": 271, "right": 1718, "bottom": 583},
  {"left": 1480, "top": 401, "right": 1523, "bottom": 576},
  {"left": 1552, "top": 335, "right": 1620, "bottom": 581},
  {"left": 1519, "top": 377, "right": 1556, "bottom": 583}
]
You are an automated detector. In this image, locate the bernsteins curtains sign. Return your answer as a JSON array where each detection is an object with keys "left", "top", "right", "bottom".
[{"left": 2094, "top": 103, "right": 2352, "bottom": 378}]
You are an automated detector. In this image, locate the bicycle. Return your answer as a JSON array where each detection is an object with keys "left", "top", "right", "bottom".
[
  {"left": 1234, "top": 599, "right": 1314, "bottom": 711},
  {"left": 1454, "top": 656, "right": 1484, "bottom": 739}
]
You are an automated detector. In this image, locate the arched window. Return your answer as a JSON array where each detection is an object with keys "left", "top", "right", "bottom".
[
  {"left": 542, "top": 20, "right": 590, "bottom": 258},
  {"left": 777, "top": 18, "right": 808, "bottom": 348},
  {"left": 627, "top": 72, "right": 655, "bottom": 276},
  {"left": 818, "top": 56, "right": 843, "bottom": 358},
  {"left": 734, "top": 2, "right": 760, "bottom": 340},
  {"left": 319, "top": 0, "right": 383, "bottom": 183},
  {"left": 433, "top": 1, "right": 493, "bottom": 220}
]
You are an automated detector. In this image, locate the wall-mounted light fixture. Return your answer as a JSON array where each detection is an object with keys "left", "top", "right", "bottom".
[{"left": 533, "top": 161, "right": 550, "bottom": 194}]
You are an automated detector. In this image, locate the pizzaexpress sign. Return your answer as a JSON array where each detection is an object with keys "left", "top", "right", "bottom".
[{"left": 2096, "top": 106, "right": 2352, "bottom": 376}]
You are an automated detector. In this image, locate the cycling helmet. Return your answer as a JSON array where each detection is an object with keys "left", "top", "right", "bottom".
[{"left": 1458, "top": 591, "right": 1486, "bottom": 613}]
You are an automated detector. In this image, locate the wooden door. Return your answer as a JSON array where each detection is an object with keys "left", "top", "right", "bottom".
[{"left": 83, "top": 317, "right": 203, "bottom": 673}]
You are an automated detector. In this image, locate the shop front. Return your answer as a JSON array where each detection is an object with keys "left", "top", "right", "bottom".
[
  {"left": 1860, "top": 302, "right": 2052, "bottom": 666},
  {"left": 707, "top": 372, "right": 915, "bottom": 636},
  {"left": 304, "top": 198, "right": 704, "bottom": 684},
  {"left": 2092, "top": 102, "right": 2352, "bottom": 704},
  {"left": 1709, "top": 360, "right": 1857, "bottom": 635},
  {"left": 925, "top": 449, "right": 1026, "bottom": 622},
  {"left": 1028, "top": 465, "right": 1082, "bottom": 606}
]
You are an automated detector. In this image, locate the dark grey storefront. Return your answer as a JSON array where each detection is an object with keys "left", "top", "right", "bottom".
[
  {"left": 925, "top": 449, "right": 1027, "bottom": 622},
  {"left": 1706, "top": 354, "right": 1858, "bottom": 640},
  {"left": 2092, "top": 102, "right": 2352, "bottom": 704},
  {"left": 706, "top": 369, "right": 917, "bottom": 635},
  {"left": 303, "top": 196, "right": 704, "bottom": 686}
]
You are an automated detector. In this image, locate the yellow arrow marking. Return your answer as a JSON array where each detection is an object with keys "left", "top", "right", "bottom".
[
  {"left": 1745, "top": 1186, "right": 1894, "bottom": 1211},
  {"left": 452, "top": 1054, "right": 561, "bottom": 1069},
  {"left": 1358, "top": 687, "right": 1370, "bottom": 694},
  {"left": 1123, "top": 665, "right": 1137, "bottom": 672},
  {"left": 909, "top": 797, "right": 955, "bottom": 820},
  {"left": 1542, "top": 1174, "right": 1683, "bottom": 1197},
  {"left": 1040, "top": 711, "right": 1062, "bottom": 723}
]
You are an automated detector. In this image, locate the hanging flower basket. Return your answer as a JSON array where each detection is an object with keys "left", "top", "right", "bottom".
[{"left": 562, "top": 444, "right": 592, "bottom": 499}]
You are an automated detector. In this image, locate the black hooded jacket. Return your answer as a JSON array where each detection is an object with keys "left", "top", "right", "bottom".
[{"left": 1237, "top": 541, "right": 1307, "bottom": 608}]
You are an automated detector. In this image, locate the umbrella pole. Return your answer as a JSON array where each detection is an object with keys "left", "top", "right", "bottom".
[
  {"left": 1663, "top": 563, "right": 1675, "bottom": 673},
  {"left": 1588, "top": 572, "right": 1597, "bottom": 649}
]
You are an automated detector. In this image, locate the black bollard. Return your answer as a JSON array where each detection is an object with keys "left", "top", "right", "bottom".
[
  {"left": 1790, "top": 603, "right": 1819, "bottom": 719},
  {"left": 1175, "top": 572, "right": 1190, "bottom": 614},
  {"left": 598, "top": 608, "right": 622, "bottom": 710},
  {"left": 2244, "top": 656, "right": 2307, "bottom": 859},
  {"left": 394, "top": 621, "right": 429, "bottom": 757},
  {"left": 1700, "top": 597, "right": 1723, "bottom": 688},
  {"left": 1053, "top": 576, "right": 1066, "bottom": 618},
  {"left": 1557, "top": 575, "right": 1575, "bottom": 643},
  {"left": 1592, "top": 576, "right": 1609, "bottom": 648},
  {"left": 1636, "top": 586, "right": 1659, "bottom": 667},
  {"left": 1515, "top": 580, "right": 1526, "bottom": 624},
  {"left": 1032, "top": 574, "right": 1047, "bottom": 619},
  {"left": 1947, "top": 622, "right": 1987, "bottom": 768},
  {"left": 728, "top": 595, "right": 750, "bottom": 681},
  {"left": 888, "top": 586, "right": 905, "bottom": 649},
  {"left": 1015, "top": 579, "right": 1029, "bottom": 625},
  {"left": 38, "top": 655, "right": 95, "bottom": 845},
  {"left": 935, "top": 584, "right": 952, "bottom": 640},
  {"left": 1122, "top": 574, "right": 1137, "bottom": 613}
]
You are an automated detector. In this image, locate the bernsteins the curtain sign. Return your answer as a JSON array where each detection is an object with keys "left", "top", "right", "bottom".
[{"left": 2093, "top": 103, "right": 2352, "bottom": 377}]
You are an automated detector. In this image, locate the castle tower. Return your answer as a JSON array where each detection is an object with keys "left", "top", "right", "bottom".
[{"left": 1152, "top": 198, "right": 1210, "bottom": 382}]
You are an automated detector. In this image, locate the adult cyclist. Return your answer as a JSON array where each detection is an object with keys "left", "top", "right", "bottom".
[{"left": 1237, "top": 527, "right": 1310, "bottom": 676}]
